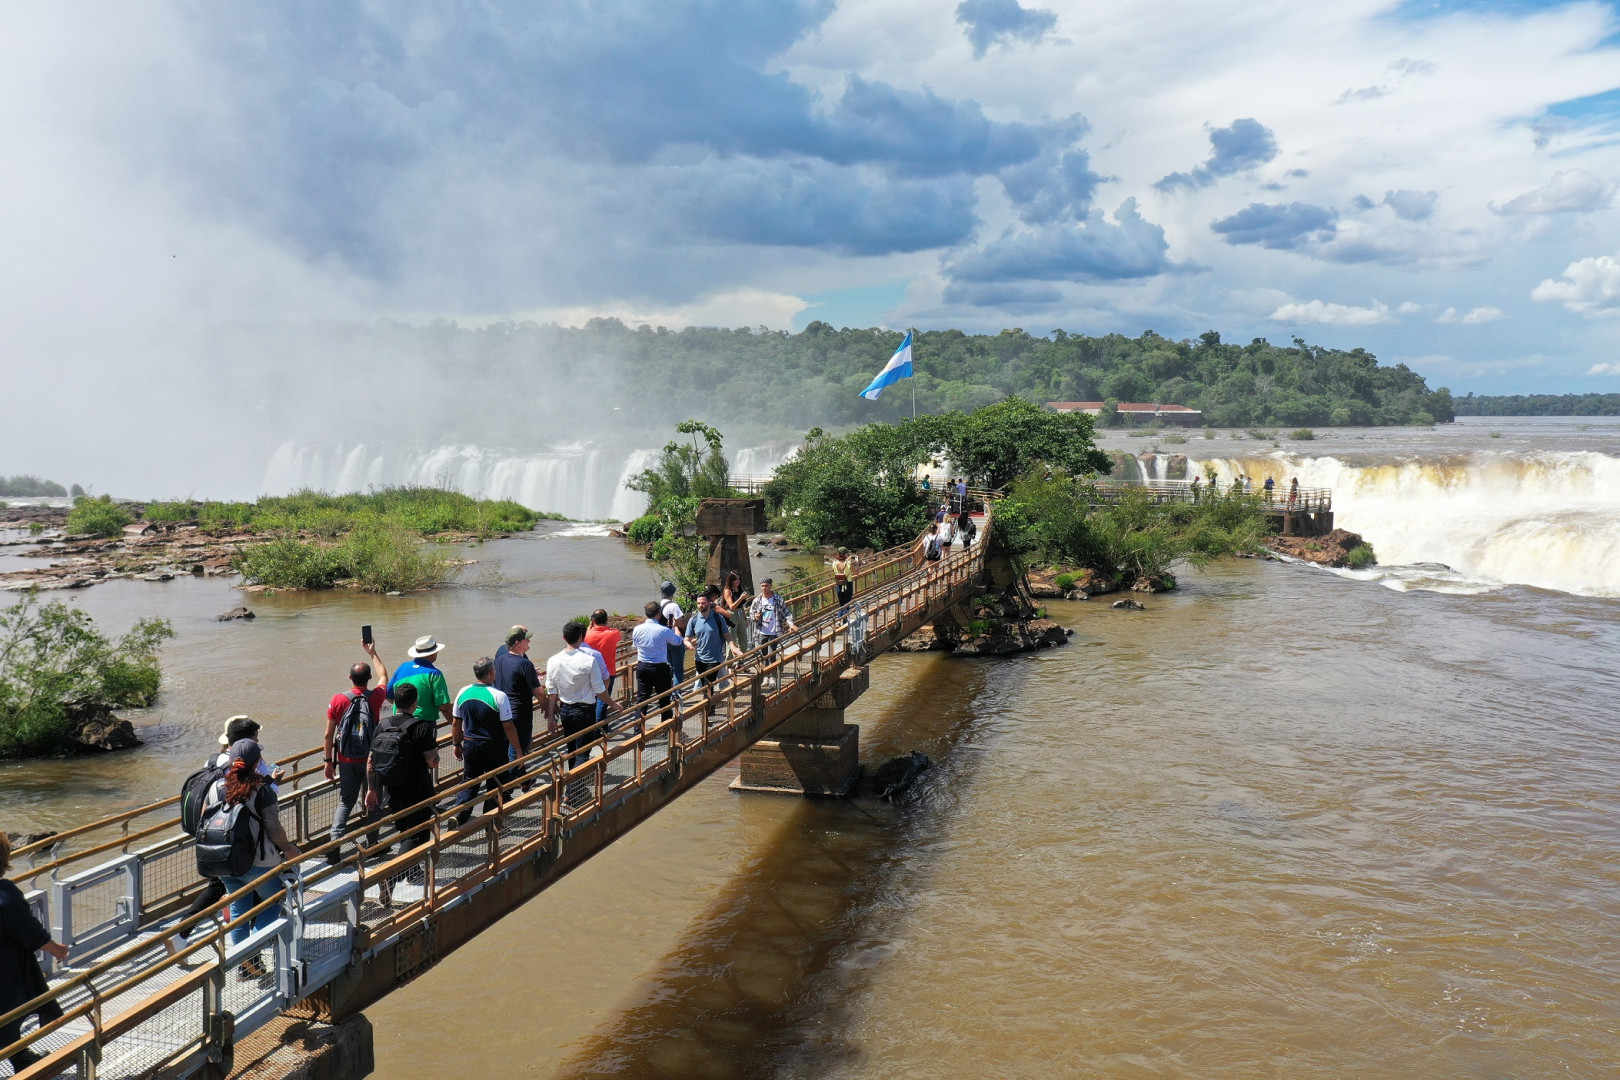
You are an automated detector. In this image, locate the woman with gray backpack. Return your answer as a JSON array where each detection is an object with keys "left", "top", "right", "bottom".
[{"left": 194, "top": 739, "right": 300, "bottom": 979}]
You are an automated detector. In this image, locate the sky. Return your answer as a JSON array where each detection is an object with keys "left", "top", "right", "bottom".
[{"left": 2, "top": 0, "right": 1619, "bottom": 429}]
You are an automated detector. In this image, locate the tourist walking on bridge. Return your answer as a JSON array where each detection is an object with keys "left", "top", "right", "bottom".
[
  {"left": 957, "top": 509, "right": 976, "bottom": 549},
  {"left": 201, "top": 739, "right": 301, "bottom": 979},
  {"left": 389, "top": 636, "right": 454, "bottom": 728},
  {"left": 1289, "top": 477, "right": 1299, "bottom": 508},
  {"left": 364, "top": 683, "right": 439, "bottom": 856},
  {"left": 832, "top": 547, "right": 857, "bottom": 608},
  {"left": 323, "top": 639, "right": 388, "bottom": 866},
  {"left": 1, "top": 831, "right": 70, "bottom": 1075},
  {"left": 954, "top": 477, "right": 967, "bottom": 513},
  {"left": 659, "top": 581, "right": 688, "bottom": 689},
  {"left": 546, "top": 622, "right": 621, "bottom": 768},
  {"left": 584, "top": 610, "right": 623, "bottom": 725},
  {"left": 1263, "top": 476, "right": 1275, "bottom": 503},
  {"left": 719, "top": 571, "right": 752, "bottom": 652},
  {"left": 633, "top": 601, "right": 685, "bottom": 726},
  {"left": 922, "top": 522, "right": 943, "bottom": 562},
  {"left": 685, "top": 592, "right": 738, "bottom": 715},
  {"left": 749, "top": 577, "right": 797, "bottom": 683},
  {"left": 451, "top": 658, "right": 521, "bottom": 826},
  {"left": 494, "top": 627, "right": 544, "bottom": 778}
]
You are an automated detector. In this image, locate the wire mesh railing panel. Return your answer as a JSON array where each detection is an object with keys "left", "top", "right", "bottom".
[
  {"left": 137, "top": 842, "right": 196, "bottom": 917},
  {"left": 95, "top": 981, "right": 204, "bottom": 1080},
  {"left": 60, "top": 871, "right": 131, "bottom": 948}
]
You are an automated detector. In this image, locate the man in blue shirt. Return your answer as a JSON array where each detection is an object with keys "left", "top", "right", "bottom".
[
  {"left": 631, "top": 600, "right": 686, "bottom": 726},
  {"left": 684, "top": 591, "right": 737, "bottom": 716}
]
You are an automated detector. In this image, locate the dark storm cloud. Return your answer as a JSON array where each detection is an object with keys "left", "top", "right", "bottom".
[
  {"left": 1210, "top": 201, "right": 1338, "bottom": 250},
  {"left": 947, "top": 198, "right": 1176, "bottom": 283},
  {"left": 955, "top": 0, "right": 1058, "bottom": 57},
  {"left": 1156, "top": 118, "right": 1279, "bottom": 192}
]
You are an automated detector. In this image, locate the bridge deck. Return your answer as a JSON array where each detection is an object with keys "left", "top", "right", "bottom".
[{"left": 3, "top": 513, "right": 992, "bottom": 1080}]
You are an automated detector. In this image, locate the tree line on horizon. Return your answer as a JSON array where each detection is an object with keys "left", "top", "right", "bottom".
[{"left": 1451, "top": 392, "right": 1620, "bottom": 417}]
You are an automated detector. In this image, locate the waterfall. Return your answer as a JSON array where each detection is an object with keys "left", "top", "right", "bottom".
[
  {"left": 1179, "top": 449, "right": 1620, "bottom": 597},
  {"left": 261, "top": 440, "right": 802, "bottom": 522}
]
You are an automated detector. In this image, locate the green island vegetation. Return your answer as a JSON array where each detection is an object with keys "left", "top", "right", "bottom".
[
  {"left": 1346, "top": 544, "right": 1377, "bottom": 570},
  {"left": 0, "top": 474, "right": 68, "bottom": 497},
  {"left": 624, "top": 420, "right": 734, "bottom": 597},
  {"left": 66, "top": 494, "right": 135, "bottom": 537},
  {"left": 1453, "top": 392, "right": 1620, "bottom": 416},
  {"left": 216, "top": 488, "right": 537, "bottom": 593},
  {"left": 0, "top": 591, "right": 174, "bottom": 758}
]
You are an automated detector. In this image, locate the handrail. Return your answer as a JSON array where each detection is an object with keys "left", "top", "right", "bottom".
[{"left": 2, "top": 509, "right": 995, "bottom": 1076}]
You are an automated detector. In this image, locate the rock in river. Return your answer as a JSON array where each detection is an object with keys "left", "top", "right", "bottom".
[{"left": 218, "top": 606, "right": 255, "bottom": 621}]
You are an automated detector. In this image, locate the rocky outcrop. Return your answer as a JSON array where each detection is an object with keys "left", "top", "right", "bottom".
[
  {"left": 951, "top": 617, "right": 1072, "bottom": 655},
  {"left": 65, "top": 704, "right": 142, "bottom": 752},
  {"left": 894, "top": 623, "right": 948, "bottom": 651},
  {"left": 218, "top": 606, "right": 255, "bottom": 621},
  {"left": 1266, "top": 529, "right": 1370, "bottom": 568},
  {"left": 1112, "top": 598, "right": 1145, "bottom": 610},
  {"left": 1025, "top": 565, "right": 1119, "bottom": 600}
]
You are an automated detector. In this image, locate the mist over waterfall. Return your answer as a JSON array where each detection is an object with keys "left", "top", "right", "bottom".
[
  {"left": 1119, "top": 446, "right": 1620, "bottom": 597},
  {"left": 262, "top": 441, "right": 798, "bottom": 521}
]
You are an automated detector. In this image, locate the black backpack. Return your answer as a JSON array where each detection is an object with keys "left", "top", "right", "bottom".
[
  {"left": 194, "top": 782, "right": 269, "bottom": 878},
  {"left": 179, "top": 758, "right": 229, "bottom": 835},
  {"left": 367, "top": 716, "right": 415, "bottom": 787},
  {"left": 335, "top": 689, "right": 377, "bottom": 761}
]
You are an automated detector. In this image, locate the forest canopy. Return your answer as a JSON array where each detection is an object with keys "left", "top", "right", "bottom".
[{"left": 1451, "top": 392, "right": 1620, "bottom": 417}]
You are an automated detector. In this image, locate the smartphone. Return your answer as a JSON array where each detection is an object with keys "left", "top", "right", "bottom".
[{"left": 361, "top": 624, "right": 373, "bottom": 645}]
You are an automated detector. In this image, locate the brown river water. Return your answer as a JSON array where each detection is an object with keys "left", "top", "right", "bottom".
[{"left": 4, "top": 500, "right": 1620, "bottom": 1076}]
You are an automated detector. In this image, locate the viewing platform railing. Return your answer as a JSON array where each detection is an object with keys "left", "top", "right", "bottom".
[{"left": 1089, "top": 479, "right": 1332, "bottom": 512}]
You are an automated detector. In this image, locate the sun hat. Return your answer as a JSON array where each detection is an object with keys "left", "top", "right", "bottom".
[
  {"left": 659, "top": 581, "right": 677, "bottom": 598},
  {"left": 505, "top": 626, "right": 530, "bottom": 647},
  {"left": 407, "top": 634, "right": 445, "bottom": 658},
  {"left": 219, "top": 715, "right": 260, "bottom": 747}
]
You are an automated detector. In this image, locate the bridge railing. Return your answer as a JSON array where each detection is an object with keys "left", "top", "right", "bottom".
[
  {"left": 2, "top": 513, "right": 993, "bottom": 1079},
  {"left": 1089, "top": 479, "right": 1332, "bottom": 512}
]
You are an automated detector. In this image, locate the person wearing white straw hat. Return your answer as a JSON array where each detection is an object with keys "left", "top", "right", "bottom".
[{"left": 387, "top": 635, "right": 453, "bottom": 729}]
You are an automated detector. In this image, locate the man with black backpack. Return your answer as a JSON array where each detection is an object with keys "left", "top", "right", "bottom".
[
  {"left": 323, "top": 639, "right": 389, "bottom": 866},
  {"left": 364, "top": 682, "right": 440, "bottom": 855}
]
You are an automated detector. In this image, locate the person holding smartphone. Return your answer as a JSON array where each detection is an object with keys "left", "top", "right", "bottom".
[{"left": 322, "top": 634, "right": 389, "bottom": 865}]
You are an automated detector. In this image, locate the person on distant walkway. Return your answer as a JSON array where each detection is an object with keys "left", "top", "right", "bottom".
[
  {"left": 719, "top": 572, "right": 752, "bottom": 652},
  {"left": 939, "top": 514, "right": 956, "bottom": 556},
  {"left": 1190, "top": 474, "right": 1202, "bottom": 501},
  {"left": 957, "top": 509, "right": 976, "bottom": 549},
  {"left": 493, "top": 627, "right": 544, "bottom": 777},
  {"left": 451, "top": 658, "right": 520, "bottom": 826},
  {"left": 749, "top": 577, "right": 797, "bottom": 678},
  {"left": 685, "top": 592, "right": 739, "bottom": 714},
  {"left": 364, "top": 683, "right": 439, "bottom": 856},
  {"left": 1263, "top": 476, "right": 1275, "bottom": 503},
  {"left": 832, "top": 547, "right": 857, "bottom": 608},
  {"left": 210, "top": 739, "right": 300, "bottom": 979},
  {"left": 659, "top": 582, "right": 688, "bottom": 689},
  {"left": 546, "top": 622, "right": 621, "bottom": 769},
  {"left": 955, "top": 477, "right": 968, "bottom": 514},
  {"left": 1288, "top": 477, "right": 1299, "bottom": 508},
  {"left": 921, "top": 522, "right": 943, "bottom": 563},
  {"left": 323, "top": 638, "right": 389, "bottom": 865},
  {"left": 1, "top": 831, "right": 70, "bottom": 1075},
  {"left": 583, "top": 610, "right": 623, "bottom": 724},
  {"left": 389, "top": 636, "right": 454, "bottom": 729},
  {"left": 920, "top": 475, "right": 932, "bottom": 497},
  {"left": 633, "top": 601, "right": 686, "bottom": 726}
]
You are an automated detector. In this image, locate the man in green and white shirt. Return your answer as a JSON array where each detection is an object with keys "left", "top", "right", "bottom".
[{"left": 451, "top": 656, "right": 520, "bottom": 826}]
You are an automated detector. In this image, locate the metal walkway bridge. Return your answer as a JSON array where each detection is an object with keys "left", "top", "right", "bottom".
[{"left": 2, "top": 513, "right": 993, "bottom": 1080}]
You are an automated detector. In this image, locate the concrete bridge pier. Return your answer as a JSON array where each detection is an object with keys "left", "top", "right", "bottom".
[{"left": 732, "top": 666, "right": 868, "bottom": 797}]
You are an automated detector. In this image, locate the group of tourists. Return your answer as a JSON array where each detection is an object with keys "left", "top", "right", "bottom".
[
  {"left": 1191, "top": 472, "right": 1301, "bottom": 506},
  {"left": 923, "top": 505, "right": 978, "bottom": 562}
]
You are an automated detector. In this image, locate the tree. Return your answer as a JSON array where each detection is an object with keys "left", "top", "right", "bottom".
[
  {"left": 626, "top": 419, "right": 731, "bottom": 505},
  {"left": 942, "top": 397, "right": 1112, "bottom": 489}
]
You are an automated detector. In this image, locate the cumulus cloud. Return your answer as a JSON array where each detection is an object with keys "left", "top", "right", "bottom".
[
  {"left": 947, "top": 198, "right": 1176, "bottom": 284},
  {"left": 1383, "top": 189, "right": 1438, "bottom": 221},
  {"left": 1586, "top": 362, "right": 1620, "bottom": 375},
  {"left": 1533, "top": 254, "right": 1620, "bottom": 317},
  {"left": 1490, "top": 170, "right": 1616, "bottom": 215},
  {"left": 1156, "top": 118, "right": 1279, "bottom": 192},
  {"left": 1436, "top": 306, "right": 1504, "bottom": 324},
  {"left": 1267, "top": 299, "right": 1396, "bottom": 326},
  {"left": 955, "top": 0, "right": 1058, "bottom": 58},
  {"left": 1211, "top": 202, "right": 1337, "bottom": 250}
]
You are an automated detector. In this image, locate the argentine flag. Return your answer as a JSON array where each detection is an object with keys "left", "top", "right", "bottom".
[{"left": 858, "top": 331, "right": 914, "bottom": 401}]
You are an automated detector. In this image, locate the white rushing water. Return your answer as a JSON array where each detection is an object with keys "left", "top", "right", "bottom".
[
  {"left": 261, "top": 441, "right": 798, "bottom": 521},
  {"left": 1120, "top": 442, "right": 1620, "bottom": 597}
]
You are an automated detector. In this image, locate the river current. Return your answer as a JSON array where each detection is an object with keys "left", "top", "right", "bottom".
[{"left": 2, "top": 420, "right": 1618, "bottom": 1077}]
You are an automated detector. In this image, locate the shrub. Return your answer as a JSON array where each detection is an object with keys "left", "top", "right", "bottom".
[
  {"left": 0, "top": 591, "right": 174, "bottom": 757},
  {"left": 1245, "top": 428, "right": 1277, "bottom": 441},
  {"left": 1054, "top": 572, "right": 1079, "bottom": 590},
  {"left": 66, "top": 495, "right": 133, "bottom": 537},
  {"left": 338, "top": 523, "right": 457, "bottom": 593},
  {"left": 626, "top": 514, "right": 663, "bottom": 544},
  {"left": 1346, "top": 544, "right": 1376, "bottom": 570},
  {"left": 1162, "top": 434, "right": 1188, "bottom": 445},
  {"left": 142, "top": 500, "right": 198, "bottom": 523},
  {"left": 1289, "top": 428, "right": 1316, "bottom": 441},
  {"left": 233, "top": 537, "right": 346, "bottom": 589},
  {"left": 1489, "top": 431, "right": 1502, "bottom": 439},
  {"left": 1203, "top": 427, "right": 1216, "bottom": 439}
]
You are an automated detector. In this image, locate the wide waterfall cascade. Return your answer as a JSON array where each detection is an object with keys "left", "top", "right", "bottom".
[
  {"left": 1120, "top": 447, "right": 1620, "bottom": 597},
  {"left": 261, "top": 441, "right": 798, "bottom": 522}
]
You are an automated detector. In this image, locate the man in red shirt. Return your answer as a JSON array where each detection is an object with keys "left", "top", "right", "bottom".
[
  {"left": 582, "top": 608, "right": 623, "bottom": 723},
  {"left": 323, "top": 638, "right": 390, "bottom": 865}
]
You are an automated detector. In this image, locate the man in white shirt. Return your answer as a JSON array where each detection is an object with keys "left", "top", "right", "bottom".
[
  {"left": 659, "top": 580, "right": 688, "bottom": 687},
  {"left": 545, "top": 622, "right": 620, "bottom": 767},
  {"left": 632, "top": 599, "right": 686, "bottom": 726}
]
